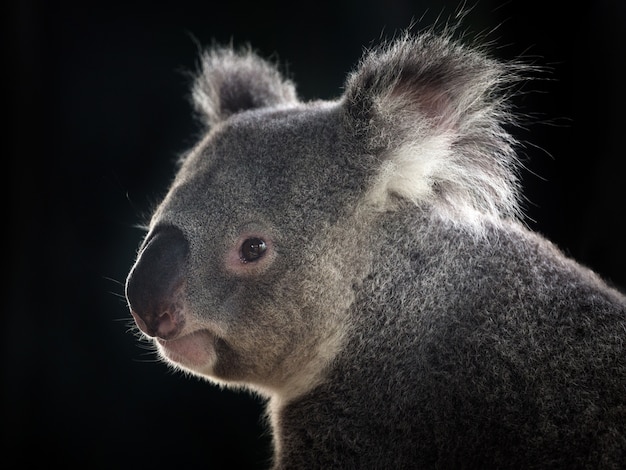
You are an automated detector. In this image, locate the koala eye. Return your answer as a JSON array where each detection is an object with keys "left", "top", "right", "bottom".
[
  {"left": 240, "top": 237, "right": 267, "bottom": 263},
  {"left": 226, "top": 232, "right": 275, "bottom": 274}
]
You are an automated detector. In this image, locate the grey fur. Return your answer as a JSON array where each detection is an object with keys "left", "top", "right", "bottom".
[{"left": 126, "top": 31, "right": 626, "bottom": 469}]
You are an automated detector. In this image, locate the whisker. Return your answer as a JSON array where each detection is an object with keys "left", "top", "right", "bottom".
[{"left": 103, "top": 276, "right": 125, "bottom": 287}]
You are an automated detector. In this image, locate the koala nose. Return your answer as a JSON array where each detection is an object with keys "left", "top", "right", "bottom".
[{"left": 125, "top": 225, "right": 189, "bottom": 339}]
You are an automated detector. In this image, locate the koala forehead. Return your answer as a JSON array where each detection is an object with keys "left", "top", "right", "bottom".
[{"left": 152, "top": 100, "right": 368, "bottom": 240}]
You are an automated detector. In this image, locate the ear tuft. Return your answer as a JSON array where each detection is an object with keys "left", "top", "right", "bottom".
[
  {"left": 192, "top": 46, "right": 298, "bottom": 127},
  {"left": 343, "top": 32, "right": 530, "bottom": 227}
]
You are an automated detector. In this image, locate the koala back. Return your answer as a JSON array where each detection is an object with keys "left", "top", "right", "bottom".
[{"left": 126, "top": 31, "right": 626, "bottom": 469}]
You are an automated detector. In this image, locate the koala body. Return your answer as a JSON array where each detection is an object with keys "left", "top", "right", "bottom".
[{"left": 126, "top": 32, "right": 626, "bottom": 468}]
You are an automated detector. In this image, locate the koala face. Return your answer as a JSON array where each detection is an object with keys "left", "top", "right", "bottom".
[{"left": 127, "top": 100, "right": 371, "bottom": 397}]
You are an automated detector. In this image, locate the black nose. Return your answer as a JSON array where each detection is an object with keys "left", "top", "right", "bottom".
[{"left": 125, "top": 225, "right": 189, "bottom": 339}]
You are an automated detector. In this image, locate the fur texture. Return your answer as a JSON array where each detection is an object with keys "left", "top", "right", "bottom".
[{"left": 126, "top": 32, "right": 626, "bottom": 469}]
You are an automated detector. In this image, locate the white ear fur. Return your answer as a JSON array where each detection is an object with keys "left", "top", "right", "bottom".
[
  {"left": 367, "top": 133, "right": 454, "bottom": 208},
  {"left": 367, "top": 131, "right": 521, "bottom": 231}
]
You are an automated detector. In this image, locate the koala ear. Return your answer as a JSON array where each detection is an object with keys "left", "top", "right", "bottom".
[
  {"left": 192, "top": 46, "right": 298, "bottom": 127},
  {"left": 343, "top": 33, "right": 526, "bottom": 225}
]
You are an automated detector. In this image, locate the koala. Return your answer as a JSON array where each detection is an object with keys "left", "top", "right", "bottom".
[{"left": 125, "top": 31, "right": 626, "bottom": 469}]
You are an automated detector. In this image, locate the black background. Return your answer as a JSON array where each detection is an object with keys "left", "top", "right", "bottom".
[{"left": 5, "top": 1, "right": 625, "bottom": 468}]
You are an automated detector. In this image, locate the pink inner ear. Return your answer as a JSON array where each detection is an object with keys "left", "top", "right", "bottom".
[{"left": 391, "top": 81, "right": 457, "bottom": 132}]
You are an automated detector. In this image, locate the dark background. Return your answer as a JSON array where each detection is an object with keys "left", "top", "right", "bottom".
[{"left": 5, "top": 0, "right": 625, "bottom": 468}]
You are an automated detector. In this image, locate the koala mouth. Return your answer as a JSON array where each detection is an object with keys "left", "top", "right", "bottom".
[{"left": 155, "top": 329, "right": 216, "bottom": 371}]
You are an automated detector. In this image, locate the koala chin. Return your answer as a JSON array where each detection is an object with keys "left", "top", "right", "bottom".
[{"left": 126, "top": 30, "right": 626, "bottom": 469}]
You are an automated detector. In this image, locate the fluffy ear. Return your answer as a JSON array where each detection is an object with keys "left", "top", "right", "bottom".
[
  {"left": 192, "top": 46, "right": 298, "bottom": 127},
  {"left": 343, "top": 32, "right": 526, "bottom": 225}
]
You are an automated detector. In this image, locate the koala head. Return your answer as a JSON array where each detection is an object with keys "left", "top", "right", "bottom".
[{"left": 125, "top": 33, "right": 523, "bottom": 400}]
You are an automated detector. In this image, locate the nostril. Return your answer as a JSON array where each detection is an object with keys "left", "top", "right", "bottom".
[
  {"left": 131, "top": 308, "right": 182, "bottom": 340},
  {"left": 126, "top": 225, "right": 189, "bottom": 338},
  {"left": 153, "top": 309, "right": 180, "bottom": 338}
]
